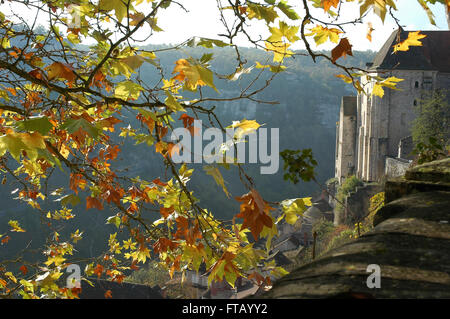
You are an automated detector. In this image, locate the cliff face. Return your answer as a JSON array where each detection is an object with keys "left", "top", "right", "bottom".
[{"left": 260, "top": 158, "right": 450, "bottom": 298}]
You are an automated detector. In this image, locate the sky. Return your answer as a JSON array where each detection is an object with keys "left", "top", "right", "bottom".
[
  {"left": 145, "top": 0, "right": 448, "bottom": 51},
  {"left": 1, "top": 0, "right": 448, "bottom": 52}
]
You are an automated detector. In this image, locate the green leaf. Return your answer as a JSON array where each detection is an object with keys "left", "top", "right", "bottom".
[
  {"left": 164, "top": 91, "right": 185, "bottom": 112},
  {"left": 203, "top": 165, "right": 230, "bottom": 198},
  {"left": 281, "top": 198, "right": 311, "bottom": 225},
  {"left": 277, "top": 1, "right": 300, "bottom": 20},
  {"left": 15, "top": 116, "right": 53, "bottom": 135},
  {"left": 99, "top": 0, "right": 128, "bottom": 22},
  {"left": 60, "top": 118, "right": 101, "bottom": 139},
  {"left": 57, "top": 194, "right": 81, "bottom": 207},
  {"left": 114, "top": 81, "right": 144, "bottom": 100},
  {"left": 106, "top": 215, "right": 121, "bottom": 229}
]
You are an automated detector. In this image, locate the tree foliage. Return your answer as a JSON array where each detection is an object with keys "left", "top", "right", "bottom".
[{"left": 0, "top": 0, "right": 445, "bottom": 298}]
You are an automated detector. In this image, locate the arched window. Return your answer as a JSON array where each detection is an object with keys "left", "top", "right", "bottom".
[
  {"left": 413, "top": 99, "right": 418, "bottom": 106},
  {"left": 414, "top": 81, "right": 419, "bottom": 88}
]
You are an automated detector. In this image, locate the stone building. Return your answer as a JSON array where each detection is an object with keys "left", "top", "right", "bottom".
[{"left": 335, "top": 29, "right": 450, "bottom": 183}]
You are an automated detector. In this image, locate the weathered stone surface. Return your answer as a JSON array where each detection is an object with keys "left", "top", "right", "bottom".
[
  {"left": 385, "top": 158, "right": 450, "bottom": 203},
  {"left": 405, "top": 158, "right": 450, "bottom": 183},
  {"left": 259, "top": 191, "right": 450, "bottom": 299},
  {"left": 373, "top": 191, "right": 450, "bottom": 226}
]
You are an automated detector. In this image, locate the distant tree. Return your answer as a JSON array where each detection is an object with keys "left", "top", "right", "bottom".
[{"left": 412, "top": 90, "right": 450, "bottom": 147}]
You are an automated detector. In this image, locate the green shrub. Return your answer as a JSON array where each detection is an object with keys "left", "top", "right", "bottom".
[{"left": 335, "top": 175, "right": 363, "bottom": 212}]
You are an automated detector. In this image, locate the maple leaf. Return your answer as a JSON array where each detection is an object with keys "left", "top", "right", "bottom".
[
  {"left": 114, "top": 81, "right": 144, "bottom": 100},
  {"left": 393, "top": 31, "right": 427, "bottom": 53},
  {"left": 8, "top": 220, "right": 25, "bottom": 232},
  {"left": 265, "top": 41, "right": 293, "bottom": 63},
  {"left": 204, "top": 165, "right": 230, "bottom": 198},
  {"left": 235, "top": 189, "right": 274, "bottom": 240},
  {"left": 230, "top": 119, "right": 262, "bottom": 139},
  {"left": 359, "top": 0, "right": 397, "bottom": 22},
  {"left": 104, "top": 290, "right": 112, "bottom": 299},
  {"left": 98, "top": 0, "right": 128, "bottom": 22},
  {"left": 46, "top": 62, "right": 76, "bottom": 83},
  {"left": 86, "top": 196, "right": 104, "bottom": 210},
  {"left": 367, "top": 22, "right": 375, "bottom": 42},
  {"left": 171, "top": 59, "right": 216, "bottom": 91},
  {"left": 19, "top": 265, "right": 28, "bottom": 275},
  {"left": 179, "top": 114, "right": 195, "bottom": 128},
  {"left": 306, "top": 25, "right": 343, "bottom": 46},
  {"left": 153, "top": 237, "right": 178, "bottom": 254},
  {"left": 267, "top": 21, "right": 300, "bottom": 43},
  {"left": 331, "top": 38, "right": 353, "bottom": 63},
  {"left": 94, "top": 264, "right": 104, "bottom": 278},
  {"left": 321, "top": 0, "right": 340, "bottom": 12}
]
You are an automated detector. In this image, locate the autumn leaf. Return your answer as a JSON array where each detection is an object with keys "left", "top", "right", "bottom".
[
  {"left": 114, "top": 81, "right": 144, "bottom": 100},
  {"left": 8, "top": 220, "right": 25, "bottom": 232},
  {"left": 366, "top": 22, "right": 375, "bottom": 42},
  {"left": 46, "top": 62, "right": 76, "bottom": 83},
  {"left": 104, "top": 290, "right": 112, "bottom": 299},
  {"left": 321, "top": 0, "right": 340, "bottom": 12},
  {"left": 98, "top": 0, "right": 128, "bottom": 22},
  {"left": 19, "top": 265, "right": 28, "bottom": 275},
  {"left": 94, "top": 264, "right": 104, "bottom": 278},
  {"left": 359, "top": 0, "right": 397, "bottom": 22},
  {"left": 204, "top": 165, "right": 230, "bottom": 198},
  {"left": 267, "top": 21, "right": 300, "bottom": 43},
  {"left": 306, "top": 25, "right": 342, "bottom": 45},
  {"left": 371, "top": 76, "right": 404, "bottom": 98},
  {"left": 393, "top": 31, "right": 427, "bottom": 53},
  {"left": 235, "top": 189, "right": 274, "bottom": 240},
  {"left": 246, "top": 3, "right": 278, "bottom": 24},
  {"left": 265, "top": 41, "right": 293, "bottom": 63},
  {"left": 171, "top": 59, "right": 216, "bottom": 91},
  {"left": 86, "top": 196, "right": 104, "bottom": 210},
  {"left": 331, "top": 38, "right": 353, "bottom": 63},
  {"left": 230, "top": 119, "right": 262, "bottom": 139}
]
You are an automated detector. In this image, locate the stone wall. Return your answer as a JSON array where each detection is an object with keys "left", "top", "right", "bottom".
[
  {"left": 334, "top": 183, "right": 383, "bottom": 225},
  {"left": 335, "top": 96, "right": 357, "bottom": 183},
  {"left": 385, "top": 157, "right": 412, "bottom": 179}
]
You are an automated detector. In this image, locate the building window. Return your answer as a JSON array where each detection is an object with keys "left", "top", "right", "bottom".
[
  {"left": 413, "top": 99, "right": 417, "bottom": 106},
  {"left": 414, "top": 81, "right": 419, "bottom": 88}
]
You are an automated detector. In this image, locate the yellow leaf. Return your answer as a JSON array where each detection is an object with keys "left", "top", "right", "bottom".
[
  {"left": 204, "top": 165, "right": 230, "bottom": 198},
  {"left": 306, "top": 25, "right": 342, "bottom": 45},
  {"left": 230, "top": 119, "right": 261, "bottom": 139},
  {"left": 265, "top": 41, "right": 293, "bottom": 63},
  {"left": 393, "top": 31, "right": 427, "bottom": 53}
]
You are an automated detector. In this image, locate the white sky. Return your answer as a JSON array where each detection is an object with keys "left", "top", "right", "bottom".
[{"left": 1, "top": 0, "right": 448, "bottom": 51}]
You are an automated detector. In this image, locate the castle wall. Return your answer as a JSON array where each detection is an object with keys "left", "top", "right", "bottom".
[{"left": 335, "top": 96, "right": 357, "bottom": 183}]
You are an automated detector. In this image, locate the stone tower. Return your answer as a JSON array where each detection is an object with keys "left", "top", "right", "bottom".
[{"left": 335, "top": 29, "right": 450, "bottom": 183}]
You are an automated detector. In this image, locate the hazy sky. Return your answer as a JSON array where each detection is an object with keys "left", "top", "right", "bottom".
[{"left": 2, "top": 0, "right": 448, "bottom": 51}]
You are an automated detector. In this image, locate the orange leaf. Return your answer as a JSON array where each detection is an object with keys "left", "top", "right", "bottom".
[
  {"left": 321, "top": 0, "right": 340, "bottom": 11},
  {"left": 159, "top": 206, "right": 174, "bottom": 218},
  {"left": 46, "top": 62, "right": 76, "bottom": 83},
  {"left": 94, "top": 264, "right": 104, "bottom": 278},
  {"left": 331, "top": 38, "right": 353, "bottom": 63},
  {"left": 179, "top": 114, "right": 195, "bottom": 128},
  {"left": 86, "top": 197, "right": 104, "bottom": 210},
  {"left": 20, "top": 265, "right": 28, "bottom": 275},
  {"left": 367, "top": 22, "right": 374, "bottom": 42},
  {"left": 152, "top": 178, "right": 167, "bottom": 187},
  {"left": 235, "top": 189, "right": 274, "bottom": 240},
  {"left": 104, "top": 290, "right": 112, "bottom": 299}
]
